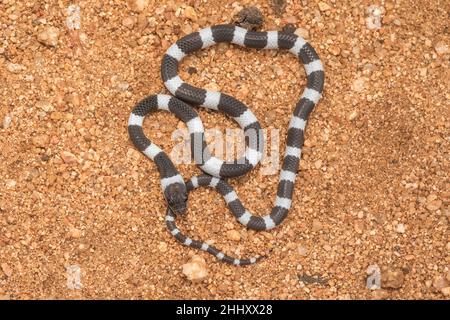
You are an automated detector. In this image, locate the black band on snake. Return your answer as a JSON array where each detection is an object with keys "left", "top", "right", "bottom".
[{"left": 128, "top": 24, "right": 324, "bottom": 266}]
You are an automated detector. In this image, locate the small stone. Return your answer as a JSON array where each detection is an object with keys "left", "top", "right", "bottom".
[
  {"left": 158, "top": 242, "right": 168, "bottom": 252},
  {"left": 6, "top": 62, "right": 26, "bottom": 73},
  {"left": 395, "top": 223, "right": 406, "bottom": 234},
  {"left": 50, "top": 112, "right": 73, "bottom": 121},
  {"left": 130, "top": 0, "right": 148, "bottom": 12},
  {"left": 419, "top": 67, "right": 427, "bottom": 77},
  {"left": 122, "top": 16, "right": 136, "bottom": 29},
  {"left": 426, "top": 194, "right": 442, "bottom": 211},
  {"left": 447, "top": 242, "right": 450, "bottom": 251},
  {"left": 328, "top": 45, "right": 341, "bottom": 56},
  {"left": 127, "top": 148, "right": 141, "bottom": 161},
  {"left": 285, "top": 16, "right": 297, "bottom": 24},
  {"left": 31, "top": 135, "right": 49, "bottom": 148},
  {"left": 352, "top": 78, "right": 365, "bottom": 92},
  {"left": 2, "top": 114, "right": 12, "bottom": 129},
  {"left": 36, "top": 100, "right": 54, "bottom": 112},
  {"left": 348, "top": 110, "right": 358, "bottom": 121},
  {"left": 298, "top": 245, "right": 308, "bottom": 256},
  {"left": 354, "top": 220, "right": 364, "bottom": 234},
  {"left": 117, "top": 81, "right": 130, "bottom": 92},
  {"left": 381, "top": 269, "right": 405, "bottom": 289},
  {"left": 441, "top": 287, "right": 450, "bottom": 296},
  {"left": 182, "top": 255, "right": 208, "bottom": 282},
  {"left": 204, "top": 82, "right": 219, "bottom": 91},
  {"left": 181, "top": 24, "right": 193, "bottom": 35},
  {"left": 432, "top": 276, "right": 448, "bottom": 290},
  {"left": 312, "top": 219, "right": 323, "bottom": 232},
  {"left": 314, "top": 160, "right": 323, "bottom": 169},
  {"left": 226, "top": 230, "right": 241, "bottom": 241},
  {"left": 69, "top": 227, "right": 82, "bottom": 238},
  {"left": 366, "top": 5, "right": 383, "bottom": 30},
  {"left": 64, "top": 93, "right": 81, "bottom": 106},
  {"left": 184, "top": 6, "right": 198, "bottom": 21},
  {"left": 234, "top": 6, "right": 264, "bottom": 31},
  {"left": 61, "top": 151, "right": 78, "bottom": 164},
  {"left": 37, "top": 27, "right": 60, "bottom": 47},
  {"left": 318, "top": 2, "right": 331, "bottom": 11},
  {"left": 1, "top": 263, "right": 13, "bottom": 277},
  {"left": 294, "top": 28, "right": 309, "bottom": 39},
  {"left": 5, "top": 179, "right": 16, "bottom": 189},
  {"left": 371, "top": 289, "right": 389, "bottom": 300},
  {"left": 434, "top": 41, "right": 449, "bottom": 55}
]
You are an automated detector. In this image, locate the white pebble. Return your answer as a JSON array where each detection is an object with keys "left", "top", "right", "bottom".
[
  {"left": 3, "top": 114, "right": 12, "bottom": 129},
  {"left": 366, "top": 5, "right": 383, "bottom": 30}
]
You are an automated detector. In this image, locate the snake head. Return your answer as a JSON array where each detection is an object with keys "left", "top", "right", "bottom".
[{"left": 164, "top": 183, "right": 188, "bottom": 215}]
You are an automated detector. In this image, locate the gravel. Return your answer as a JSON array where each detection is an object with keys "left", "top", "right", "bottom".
[{"left": 0, "top": 0, "right": 448, "bottom": 300}]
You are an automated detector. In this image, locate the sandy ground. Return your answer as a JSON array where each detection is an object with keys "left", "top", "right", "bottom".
[{"left": 0, "top": 0, "right": 449, "bottom": 299}]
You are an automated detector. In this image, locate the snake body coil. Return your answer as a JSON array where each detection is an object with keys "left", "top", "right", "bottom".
[{"left": 128, "top": 25, "right": 324, "bottom": 265}]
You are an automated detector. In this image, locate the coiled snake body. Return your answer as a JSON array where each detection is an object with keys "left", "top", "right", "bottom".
[{"left": 128, "top": 25, "right": 324, "bottom": 265}]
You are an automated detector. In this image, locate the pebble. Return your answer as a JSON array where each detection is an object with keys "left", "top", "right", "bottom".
[
  {"left": 441, "top": 287, "right": 450, "bottom": 297},
  {"left": 348, "top": 110, "right": 358, "bottom": 121},
  {"left": 6, "top": 62, "right": 26, "bottom": 73},
  {"left": 314, "top": 159, "right": 323, "bottom": 169},
  {"left": 204, "top": 82, "right": 219, "bottom": 91},
  {"left": 158, "top": 242, "right": 168, "bottom": 252},
  {"left": 5, "top": 179, "right": 16, "bottom": 189},
  {"left": 31, "top": 135, "right": 49, "bottom": 148},
  {"left": 117, "top": 81, "right": 130, "bottom": 92},
  {"left": 395, "top": 223, "right": 406, "bottom": 234},
  {"left": 181, "top": 24, "right": 193, "bottom": 35},
  {"left": 381, "top": 269, "right": 405, "bottom": 289},
  {"left": 66, "top": 4, "right": 81, "bottom": 30},
  {"left": 226, "top": 230, "right": 241, "bottom": 241},
  {"left": 36, "top": 100, "right": 54, "bottom": 112},
  {"left": 318, "top": 2, "right": 331, "bottom": 12},
  {"left": 61, "top": 151, "right": 78, "bottom": 164},
  {"left": 37, "top": 27, "right": 60, "bottom": 47},
  {"left": 434, "top": 42, "right": 448, "bottom": 55},
  {"left": 182, "top": 255, "right": 208, "bottom": 282},
  {"left": 328, "top": 45, "right": 341, "bottom": 56},
  {"left": 371, "top": 289, "right": 388, "bottom": 299},
  {"left": 298, "top": 245, "right": 308, "bottom": 256},
  {"left": 432, "top": 276, "right": 448, "bottom": 290},
  {"left": 312, "top": 219, "right": 323, "bottom": 232},
  {"left": 69, "top": 227, "right": 82, "bottom": 238},
  {"left": 184, "top": 6, "right": 198, "bottom": 21},
  {"left": 2, "top": 114, "right": 12, "bottom": 129},
  {"left": 1, "top": 263, "right": 13, "bottom": 277},
  {"left": 352, "top": 78, "right": 365, "bottom": 92},
  {"left": 354, "top": 220, "right": 364, "bottom": 234},
  {"left": 122, "top": 16, "right": 136, "bottom": 29},
  {"left": 294, "top": 28, "right": 309, "bottom": 39},
  {"left": 130, "top": 0, "right": 148, "bottom": 12},
  {"left": 366, "top": 5, "right": 383, "bottom": 30},
  {"left": 426, "top": 194, "right": 442, "bottom": 211}
]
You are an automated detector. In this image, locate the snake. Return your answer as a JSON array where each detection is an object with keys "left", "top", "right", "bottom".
[{"left": 128, "top": 25, "right": 324, "bottom": 266}]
